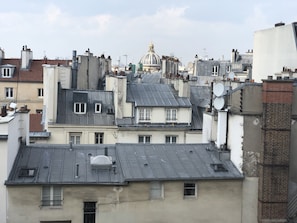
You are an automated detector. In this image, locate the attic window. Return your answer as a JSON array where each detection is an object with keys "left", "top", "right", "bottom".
[
  {"left": 1, "top": 67, "right": 12, "bottom": 78},
  {"left": 19, "top": 168, "right": 36, "bottom": 177},
  {"left": 210, "top": 163, "right": 228, "bottom": 172},
  {"left": 74, "top": 102, "right": 86, "bottom": 114},
  {"left": 95, "top": 103, "right": 102, "bottom": 113}
]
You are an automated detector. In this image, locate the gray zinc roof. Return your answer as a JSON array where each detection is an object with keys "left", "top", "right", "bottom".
[
  {"left": 127, "top": 83, "right": 191, "bottom": 107},
  {"left": 56, "top": 88, "right": 115, "bottom": 126},
  {"left": 6, "top": 143, "right": 243, "bottom": 186},
  {"left": 6, "top": 144, "right": 124, "bottom": 185},
  {"left": 116, "top": 143, "right": 243, "bottom": 181}
]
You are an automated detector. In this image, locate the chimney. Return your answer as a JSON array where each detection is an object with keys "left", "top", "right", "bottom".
[
  {"left": 1, "top": 105, "right": 7, "bottom": 117},
  {"left": 258, "top": 78, "right": 293, "bottom": 222},
  {"left": 21, "top": 45, "right": 33, "bottom": 69},
  {"left": 71, "top": 50, "right": 78, "bottom": 89}
]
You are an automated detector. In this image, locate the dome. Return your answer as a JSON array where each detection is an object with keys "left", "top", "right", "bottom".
[{"left": 139, "top": 43, "right": 161, "bottom": 71}]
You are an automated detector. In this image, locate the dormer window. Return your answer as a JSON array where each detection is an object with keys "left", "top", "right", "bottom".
[
  {"left": 19, "top": 168, "right": 36, "bottom": 177},
  {"left": 74, "top": 102, "right": 86, "bottom": 114},
  {"left": 95, "top": 103, "right": 102, "bottom": 113},
  {"left": 2, "top": 67, "right": 12, "bottom": 78},
  {"left": 212, "top": 65, "right": 219, "bottom": 76}
]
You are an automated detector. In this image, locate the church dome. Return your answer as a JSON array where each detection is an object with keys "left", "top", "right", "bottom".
[{"left": 139, "top": 43, "right": 161, "bottom": 71}]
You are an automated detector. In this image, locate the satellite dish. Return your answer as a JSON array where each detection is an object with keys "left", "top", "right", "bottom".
[
  {"left": 213, "top": 83, "right": 226, "bottom": 97},
  {"left": 228, "top": 72, "right": 235, "bottom": 80},
  {"left": 213, "top": 97, "right": 225, "bottom": 110}
]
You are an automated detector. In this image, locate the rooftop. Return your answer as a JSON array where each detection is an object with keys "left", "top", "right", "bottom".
[{"left": 6, "top": 143, "right": 243, "bottom": 186}]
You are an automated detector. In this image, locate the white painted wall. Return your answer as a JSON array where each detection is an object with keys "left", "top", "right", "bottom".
[
  {"left": 253, "top": 23, "right": 297, "bottom": 82},
  {"left": 43, "top": 65, "right": 59, "bottom": 128},
  {"left": 0, "top": 112, "right": 29, "bottom": 223},
  {"left": 228, "top": 114, "right": 244, "bottom": 173}
]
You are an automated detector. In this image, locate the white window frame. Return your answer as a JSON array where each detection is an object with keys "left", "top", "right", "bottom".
[
  {"left": 95, "top": 132, "right": 104, "bottom": 144},
  {"left": 183, "top": 182, "right": 197, "bottom": 198},
  {"left": 2, "top": 67, "right": 12, "bottom": 78},
  {"left": 95, "top": 103, "right": 102, "bottom": 113},
  {"left": 212, "top": 65, "right": 219, "bottom": 76},
  {"left": 150, "top": 181, "right": 164, "bottom": 200},
  {"left": 5, "top": 87, "right": 13, "bottom": 98},
  {"left": 138, "top": 135, "right": 151, "bottom": 144},
  {"left": 165, "top": 135, "right": 177, "bottom": 144},
  {"left": 139, "top": 108, "right": 151, "bottom": 122},
  {"left": 41, "top": 186, "right": 63, "bottom": 206},
  {"left": 38, "top": 88, "right": 44, "bottom": 98},
  {"left": 166, "top": 109, "right": 177, "bottom": 122},
  {"left": 74, "top": 102, "right": 86, "bottom": 114},
  {"left": 69, "top": 132, "right": 81, "bottom": 144}
]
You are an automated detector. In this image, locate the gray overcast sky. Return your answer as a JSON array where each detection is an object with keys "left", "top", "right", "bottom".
[{"left": 1, "top": 0, "right": 297, "bottom": 65}]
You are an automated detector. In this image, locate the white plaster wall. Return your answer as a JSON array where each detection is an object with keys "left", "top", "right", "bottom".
[
  {"left": 202, "top": 113, "right": 214, "bottom": 143},
  {"left": 228, "top": 114, "right": 244, "bottom": 173},
  {"left": 0, "top": 141, "right": 8, "bottom": 223},
  {"left": 7, "top": 180, "right": 242, "bottom": 223},
  {"left": 137, "top": 107, "right": 191, "bottom": 124},
  {"left": 117, "top": 130, "right": 187, "bottom": 144},
  {"left": 253, "top": 23, "right": 297, "bottom": 82},
  {"left": 47, "top": 125, "right": 118, "bottom": 144},
  {"left": 43, "top": 65, "right": 59, "bottom": 128},
  {"left": 185, "top": 131, "right": 203, "bottom": 143}
]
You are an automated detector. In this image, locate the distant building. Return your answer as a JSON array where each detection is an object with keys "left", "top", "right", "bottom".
[
  {"left": 192, "top": 49, "right": 252, "bottom": 85},
  {"left": 253, "top": 22, "right": 297, "bottom": 82},
  {"left": 0, "top": 45, "right": 69, "bottom": 114},
  {"left": 139, "top": 43, "right": 161, "bottom": 72}
]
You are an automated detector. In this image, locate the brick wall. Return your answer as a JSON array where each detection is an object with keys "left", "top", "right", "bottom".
[{"left": 258, "top": 80, "right": 293, "bottom": 223}]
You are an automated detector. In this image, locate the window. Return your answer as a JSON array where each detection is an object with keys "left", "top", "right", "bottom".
[
  {"left": 212, "top": 65, "right": 219, "bottom": 76},
  {"left": 5, "top": 87, "right": 13, "bottom": 98},
  {"left": 94, "top": 103, "right": 102, "bottom": 113},
  {"left": 69, "top": 133, "right": 81, "bottom": 144},
  {"left": 19, "top": 168, "right": 36, "bottom": 177},
  {"left": 41, "top": 186, "right": 62, "bottom": 206},
  {"left": 166, "top": 109, "right": 177, "bottom": 121},
  {"left": 226, "top": 65, "right": 231, "bottom": 73},
  {"left": 84, "top": 202, "right": 96, "bottom": 223},
  {"left": 74, "top": 102, "right": 86, "bottom": 114},
  {"left": 138, "top": 135, "right": 151, "bottom": 144},
  {"left": 2, "top": 68, "right": 12, "bottom": 77},
  {"left": 95, "top": 132, "right": 104, "bottom": 144},
  {"left": 38, "top": 88, "right": 44, "bottom": 97},
  {"left": 165, "top": 136, "right": 177, "bottom": 144},
  {"left": 150, "top": 182, "right": 163, "bottom": 200},
  {"left": 139, "top": 108, "right": 151, "bottom": 121},
  {"left": 184, "top": 183, "right": 197, "bottom": 198}
]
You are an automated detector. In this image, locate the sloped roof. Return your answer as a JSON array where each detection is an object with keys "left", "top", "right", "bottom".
[
  {"left": 6, "top": 143, "right": 243, "bottom": 185},
  {"left": 0, "top": 58, "right": 70, "bottom": 82},
  {"left": 190, "top": 86, "right": 211, "bottom": 130},
  {"left": 127, "top": 83, "right": 191, "bottom": 107},
  {"left": 56, "top": 88, "right": 115, "bottom": 126}
]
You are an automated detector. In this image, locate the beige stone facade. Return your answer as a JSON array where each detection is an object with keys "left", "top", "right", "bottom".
[{"left": 7, "top": 180, "right": 242, "bottom": 223}]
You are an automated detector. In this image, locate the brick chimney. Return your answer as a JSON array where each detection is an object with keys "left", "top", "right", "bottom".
[{"left": 258, "top": 77, "right": 293, "bottom": 222}]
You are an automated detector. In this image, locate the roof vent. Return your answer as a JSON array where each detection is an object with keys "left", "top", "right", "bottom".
[
  {"left": 210, "top": 163, "right": 228, "bottom": 172},
  {"left": 275, "top": 22, "right": 285, "bottom": 27},
  {"left": 90, "top": 155, "right": 112, "bottom": 169}
]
